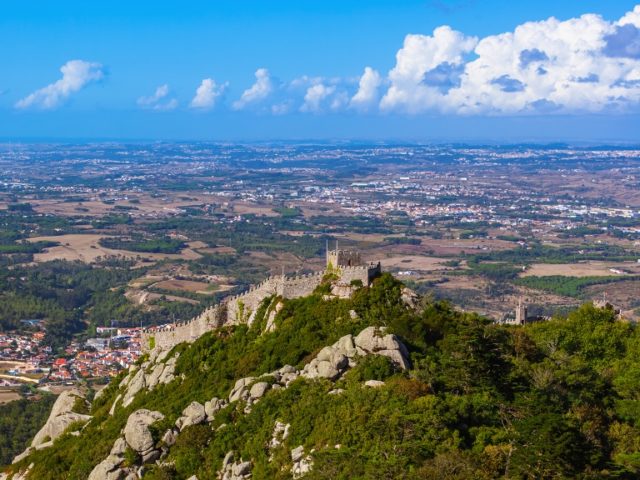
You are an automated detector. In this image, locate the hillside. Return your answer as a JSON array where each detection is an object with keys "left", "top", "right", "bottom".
[{"left": 2, "top": 273, "right": 640, "bottom": 479}]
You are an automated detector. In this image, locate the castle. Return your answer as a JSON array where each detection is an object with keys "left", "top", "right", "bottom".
[{"left": 141, "top": 246, "right": 381, "bottom": 352}]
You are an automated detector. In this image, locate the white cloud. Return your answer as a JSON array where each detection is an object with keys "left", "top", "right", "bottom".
[
  {"left": 137, "top": 84, "right": 178, "bottom": 111},
  {"left": 350, "top": 67, "right": 382, "bottom": 110},
  {"left": 380, "top": 6, "right": 640, "bottom": 115},
  {"left": 619, "top": 5, "right": 640, "bottom": 27},
  {"left": 15, "top": 60, "right": 104, "bottom": 110},
  {"left": 233, "top": 68, "right": 273, "bottom": 110},
  {"left": 380, "top": 26, "right": 477, "bottom": 112},
  {"left": 190, "top": 78, "right": 227, "bottom": 110},
  {"left": 300, "top": 83, "right": 336, "bottom": 113},
  {"left": 271, "top": 101, "right": 293, "bottom": 115}
]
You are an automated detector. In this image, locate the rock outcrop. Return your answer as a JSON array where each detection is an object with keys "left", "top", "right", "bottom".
[
  {"left": 204, "top": 397, "right": 227, "bottom": 421},
  {"left": 302, "top": 328, "right": 410, "bottom": 380},
  {"left": 354, "top": 327, "right": 411, "bottom": 370},
  {"left": 124, "top": 409, "right": 165, "bottom": 454},
  {"left": 218, "top": 451, "right": 252, "bottom": 480},
  {"left": 291, "top": 446, "right": 313, "bottom": 479},
  {"left": 13, "top": 389, "right": 91, "bottom": 464},
  {"left": 88, "top": 409, "right": 165, "bottom": 480},
  {"left": 30, "top": 389, "right": 91, "bottom": 448},
  {"left": 115, "top": 353, "right": 179, "bottom": 411},
  {"left": 175, "top": 401, "right": 206, "bottom": 430}
]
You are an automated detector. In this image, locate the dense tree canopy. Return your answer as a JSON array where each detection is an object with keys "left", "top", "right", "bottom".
[{"left": 6, "top": 274, "right": 640, "bottom": 479}]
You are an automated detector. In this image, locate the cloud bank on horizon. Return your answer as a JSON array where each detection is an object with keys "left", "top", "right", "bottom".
[{"left": 13, "top": 5, "right": 640, "bottom": 116}]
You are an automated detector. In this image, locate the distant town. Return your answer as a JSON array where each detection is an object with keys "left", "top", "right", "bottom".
[{"left": 0, "top": 142, "right": 639, "bottom": 394}]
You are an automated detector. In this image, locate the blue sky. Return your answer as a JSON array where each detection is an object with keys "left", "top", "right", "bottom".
[{"left": 2, "top": 1, "right": 640, "bottom": 142}]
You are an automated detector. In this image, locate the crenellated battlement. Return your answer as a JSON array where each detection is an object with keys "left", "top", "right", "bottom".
[{"left": 141, "top": 249, "right": 381, "bottom": 353}]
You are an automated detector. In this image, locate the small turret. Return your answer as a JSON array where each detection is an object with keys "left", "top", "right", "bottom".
[{"left": 515, "top": 297, "right": 528, "bottom": 325}]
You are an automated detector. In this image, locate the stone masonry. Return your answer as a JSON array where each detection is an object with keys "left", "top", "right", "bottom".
[{"left": 141, "top": 248, "right": 381, "bottom": 353}]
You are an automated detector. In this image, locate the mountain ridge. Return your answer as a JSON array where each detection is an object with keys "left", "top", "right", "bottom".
[{"left": 2, "top": 272, "right": 639, "bottom": 479}]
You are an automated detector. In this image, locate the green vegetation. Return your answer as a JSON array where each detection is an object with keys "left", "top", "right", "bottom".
[
  {"left": 496, "top": 235, "right": 525, "bottom": 242},
  {"left": 99, "top": 236, "right": 185, "bottom": 254},
  {"left": 516, "top": 275, "right": 640, "bottom": 298},
  {"left": 9, "top": 274, "right": 640, "bottom": 479},
  {"left": 0, "top": 395, "right": 56, "bottom": 466},
  {"left": 471, "top": 243, "right": 640, "bottom": 265},
  {"left": 383, "top": 236, "right": 421, "bottom": 245},
  {"left": 273, "top": 206, "right": 302, "bottom": 218},
  {"left": 0, "top": 260, "right": 149, "bottom": 349},
  {"left": 0, "top": 241, "right": 59, "bottom": 255}
]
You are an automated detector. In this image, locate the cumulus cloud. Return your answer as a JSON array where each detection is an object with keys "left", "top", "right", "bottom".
[
  {"left": 233, "top": 68, "right": 273, "bottom": 110},
  {"left": 380, "top": 5, "right": 640, "bottom": 115},
  {"left": 190, "top": 78, "right": 227, "bottom": 109},
  {"left": 300, "top": 83, "right": 337, "bottom": 113},
  {"left": 137, "top": 84, "right": 178, "bottom": 111},
  {"left": 604, "top": 24, "right": 640, "bottom": 59},
  {"left": 350, "top": 67, "right": 382, "bottom": 110},
  {"left": 15, "top": 60, "right": 104, "bottom": 110},
  {"left": 380, "top": 26, "right": 478, "bottom": 112}
]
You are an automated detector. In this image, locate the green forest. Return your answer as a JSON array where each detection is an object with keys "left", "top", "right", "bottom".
[
  {"left": 0, "top": 259, "right": 205, "bottom": 350},
  {"left": 0, "top": 395, "right": 55, "bottom": 466},
  {"left": 7, "top": 274, "right": 640, "bottom": 479}
]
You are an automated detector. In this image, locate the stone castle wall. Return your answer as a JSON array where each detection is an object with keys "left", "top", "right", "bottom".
[
  {"left": 143, "top": 305, "right": 226, "bottom": 351},
  {"left": 337, "top": 263, "right": 381, "bottom": 285},
  {"left": 277, "top": 271, "right": 326, "bottom": 299},
  {"left": 141, "top": 263, "right": 381, "bottom": 353}
]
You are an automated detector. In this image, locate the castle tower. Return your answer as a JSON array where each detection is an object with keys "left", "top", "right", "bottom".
[
  {"left": 515, "top": 298, "right": 528, "bottom": 325},
  {"left": 326, "top": 242, "right": 363, "bottom": 269}
]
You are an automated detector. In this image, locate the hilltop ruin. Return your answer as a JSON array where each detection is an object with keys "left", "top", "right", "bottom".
[{"left": 141, "top": 246, "right": 381, "bottom": 353}]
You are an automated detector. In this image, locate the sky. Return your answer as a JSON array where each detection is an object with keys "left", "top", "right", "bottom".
[{"left": 2, "top": 1, "right": 640, "bottom": 142}]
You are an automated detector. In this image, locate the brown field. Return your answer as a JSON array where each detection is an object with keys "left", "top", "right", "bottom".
[
  {"left": 154, "top": 279, "right": 218, "bottom": 294},
  {"left": 522, "top": 261, "right": 640, "bottom": 278},
  {"left": 584, "top": 279, "right": 640, "bottom": 313},
  {"left": 232, "top": 202, "right": 279, "bottom": 216},
  {"left": 27, "top": 234, "right": 202, "bottom": 263},
  {"left": 196, "top": 246, "right": 237, "bottom": 255},
  {"left": 380, "top": 255, "right": 452, "bottom": 272},
  {"left": 0, "top": 390, "right": 21, "bottom": 404},
  {"left": 246, "top": 250, "right": 326, "bottom": 275},
  {"left": 125, "top": 290, "right": 200, "bottom": 305},
  {"left": 129, "top": 276, "right": 166, "bottom": 289},
  {"left": 433, "top": 274, "right": 486, "bottom": 291},
  {"left": 28, "top": 192, "right": 223, "bottom": 218},
  {"left": 187, "top": 241, "right": 208, "bottom": 249}
]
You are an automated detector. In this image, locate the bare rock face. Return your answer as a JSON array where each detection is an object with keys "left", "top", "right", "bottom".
[
  {"left": 301, "top": 328, "right": 410, "bottom": 382},
  {"left": 364, "top": 380, "right": 385, "bottom": 388},
  {"left": 115, "top": 353, "right": 180, "bottom": 412},
  {"left": 401, "top": 287, "right": 419, "bottom": 309},
  {"left": 28, "top": 389, "right": 91, "bottom": 450},
  {"left": 122, "top": 368, "right": 146, "bottom": 408},
  {"left": 269, "top": 421, "right": 290, "bottom": 450},
  {"left": 124, "top": 409, "right": 165, "bottom": 453},
  {"left": 145, "top": 362, "right": 165, "bottom": 390},
  {"left": 219, "top": 451, "right": 252, "bottom": 480},
  {"left": 175, "top": 401, "right": 206, "bottom": 431},
  {"left": 291, "top": 446, "right": 313, "bottom": 479},
  {"left": 162, "top": 428, "right": 178, "bottom": 447},
  {"left": 204, "top": 397, "right": 227, "bottom": 421},
  {"left": 228, "top": 377, "right": 255, "bottom": 403},
  {"left": 87, "top": 454, "right": 127, "bottom": 480},
  {"left": 264, "top": 301, "right": 283, "bottom": 333},
  {"left": 249, "top": 382, "right": 270, "bottom": 400},
  {"left": 354, "top": 327, "right": 411, "bottom": 370}
]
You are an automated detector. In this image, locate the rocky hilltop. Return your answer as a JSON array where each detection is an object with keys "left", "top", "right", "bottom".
[{"left": 2, "top": 272, "right": 640, "bottom": 479}]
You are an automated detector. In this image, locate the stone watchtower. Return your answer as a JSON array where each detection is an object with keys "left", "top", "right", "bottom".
[
  {"left": 327, "top": 249, "right": 363, "bottom": 268},
  {"left": 326, "top": 243, "right": 363, "bottom": 269},
  {"left": 325, "top": 241, "right": 381, "bottom": 287},
  {"left": 515, "top": 298, "right": 528, "bottom": 325}
]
